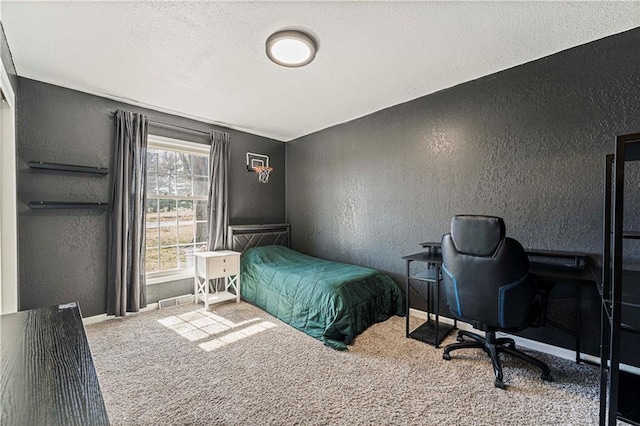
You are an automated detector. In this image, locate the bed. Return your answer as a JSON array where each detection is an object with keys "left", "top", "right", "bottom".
[{"left": 228, "top": 224, "right": 405, "bottom": 350}]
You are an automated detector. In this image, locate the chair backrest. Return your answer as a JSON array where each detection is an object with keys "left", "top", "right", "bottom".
[{"left": 441, "top": 215, "right": 536, "bottom": 331}]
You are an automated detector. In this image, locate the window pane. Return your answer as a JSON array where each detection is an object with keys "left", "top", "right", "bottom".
[
  {"left": 159, "top": 200, "right": 177, "bottom": 247},
  {"left": 146, "top": 199, "right": 158, "bottom": 219},
  {"left": 192, "top": 155, "right": 208, "bottom": 176},
  {"left": 195, "top": 201, "right": 207, "bottom": 221},
  {"left": 160, "top": 246, "right": 178, "bottom": 271},
  {"left": 158, "top": 198, "right": 176, "bottom": 212},
  {"left": 145, "top": 247, "right": 159, "bottom": 273},
  {"left": 196, "top": 222, "right": 207, "bottom": 243},
  {"left": 178, "top": 219, "right": 194, "bottom": 245},
  {"left": 157, "top": 150, "right": 175, "bottom": 174},
  {"left": 177, "top": 200, "right": 193, "bottom": 218},
  {"left": 157, "top": 173, "right": 174, "bottom": 195},
  {"left": 175, "top": 174, "right": 192, "bottom": 196},
  {"left": 195, "top": 243, "right": 207, "bottom": 254},
  {"left": 146, "top": 173, "right": 158, "bottom": 195},
  {"left": 145, "top": 226, "right": 159, "bottom": 252},
  {"left": 178, "top": 245, "right": 195, "bottom": 269},
  {"left": 177, "top": 200, "right": 194, "bottom": 244},
  {"left": 159, "top": 231, "right": 177, "bottom": 248},
  {"left": 146, "top": 199, "right": 158, "bottom": 248},
  {"left": 176, "top": 152, "right": 192, "bottom": 175},
  {"left": 194, "top": 176, "right": 208, "bottom": 197},
  {"left": 147, "top": 149, "right": 158, "bottom": 173}
]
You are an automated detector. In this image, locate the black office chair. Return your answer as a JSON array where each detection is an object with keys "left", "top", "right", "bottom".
[{"left": 440, "top": 215, "right": 552, "bottom": 389}]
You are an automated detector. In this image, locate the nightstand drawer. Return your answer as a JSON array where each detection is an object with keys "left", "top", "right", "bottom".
[
  {"left": 205, "top": 256, "right": 239, "bottom": 277},
  {"left": 196, "top": 253, "right": 239, "bottom": 277}
]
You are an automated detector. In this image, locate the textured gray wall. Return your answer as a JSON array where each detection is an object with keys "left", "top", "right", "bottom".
[
  {"left": 286, "top": 29, "right": 640, "bottom": 358},
  {"left": 17, "top": 78, "right": 285, "bottom": 316}
]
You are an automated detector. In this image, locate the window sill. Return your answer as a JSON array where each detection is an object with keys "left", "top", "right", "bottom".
[{"left": 146, "top": 270, "right": 194, "bottom": 286}]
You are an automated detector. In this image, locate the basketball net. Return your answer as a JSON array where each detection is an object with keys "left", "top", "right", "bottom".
[{"left": 253, "top": 166, "right": 273, "bottom": 183}]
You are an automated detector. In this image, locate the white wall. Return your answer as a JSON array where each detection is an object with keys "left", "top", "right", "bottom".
[{"left": 0, "top": 51, "right": 18, "bottom": 315}]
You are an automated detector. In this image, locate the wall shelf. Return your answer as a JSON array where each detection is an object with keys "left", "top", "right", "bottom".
[
  {"left": 29, "top": 161, "right": 108, "bottom": 175},
  {"left": 29, "top": 201, "right": 109, "bottom": 210},
  {"left": 623, "top": 231, "right": 640, "bottom": 240}
]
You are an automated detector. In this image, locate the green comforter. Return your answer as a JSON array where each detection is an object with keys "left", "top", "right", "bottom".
[{"left": 240, "top": 245, "right": 405, "bottom": 350}]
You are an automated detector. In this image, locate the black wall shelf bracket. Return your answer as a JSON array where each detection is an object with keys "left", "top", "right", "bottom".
[
  {"left": 29, "top": 161, "right": 108, "bottom": 175},
  {"left": 29, "top": 201, "right": 109, "bottom": 210}
]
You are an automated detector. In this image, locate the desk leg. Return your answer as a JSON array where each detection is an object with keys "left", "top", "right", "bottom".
[
  {"left": 427, "top": 266, "right": 432, "bottom": 323},
  {"left": 576, "top": 285, "right": 582, "bottom": 363},
  {"left": 405, "top": 260, "right": 410, "bottom": 338},
  {"left": 435, "top": 265, "right": 440, "bottom": 348}
]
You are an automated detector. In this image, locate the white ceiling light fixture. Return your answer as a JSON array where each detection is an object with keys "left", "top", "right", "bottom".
[{"left": 266, "top": 30, "right": 317, "bottom": 68}]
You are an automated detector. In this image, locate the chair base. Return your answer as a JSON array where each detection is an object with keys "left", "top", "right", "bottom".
[{"left": 443, "top": 330, "right": 553, "bottom": 389}]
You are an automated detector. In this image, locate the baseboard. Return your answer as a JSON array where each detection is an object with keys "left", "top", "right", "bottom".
[
  {"left": 82, "top": 313, "right": 109, "bottom": 325},
  {"left": 82, "top": 301, "right": 162, "bottom": 325},
  {"left": 141, "top": 302, "right": 160, "bottom": 312},
  {"left": 409, "top": 308, "right": 640, "bottom": 375}
]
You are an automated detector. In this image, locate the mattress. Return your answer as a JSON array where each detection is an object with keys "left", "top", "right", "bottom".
[{"left": 240, "top": 245, "right": 405, "bottom": 350}]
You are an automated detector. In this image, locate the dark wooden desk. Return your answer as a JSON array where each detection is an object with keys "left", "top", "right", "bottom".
[
  {"left": 0, "top": 302, "right": 109, "bottom": 425},
  {"left": 406, "top": 247, "right": 598, "bottom": 362},
  {"left": 420, "top": 241, "right": 589, "bottom": 267},
  {"left": 528, "top": 261, "right": 597, "bottom": 363}
]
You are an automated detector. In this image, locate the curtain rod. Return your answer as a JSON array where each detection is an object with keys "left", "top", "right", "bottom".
[{"left": 111, "top": 111, "right": 211, "bottom": 135}]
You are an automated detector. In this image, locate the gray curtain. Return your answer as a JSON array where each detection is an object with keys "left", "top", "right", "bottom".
[
  {"left": 108, "top": 110, "right": 148, "bottom": 316},
  {"left": 207, "top": 131, "right": 230, "bottom": 251}
]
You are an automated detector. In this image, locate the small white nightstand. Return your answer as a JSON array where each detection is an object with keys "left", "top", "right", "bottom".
[{"left": 194, "top": 250, "right": 241, "bottom": 310}]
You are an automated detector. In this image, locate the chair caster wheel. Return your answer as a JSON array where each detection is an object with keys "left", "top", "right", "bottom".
[
  {"left": 542, "top": 372, "right": 553, "bottom": 382},
  {"left": 443, "top": 353, "right": 451, "bottom": 361},
  {"left": 494, "top": 379, "right": 506, "bottom": 389}
]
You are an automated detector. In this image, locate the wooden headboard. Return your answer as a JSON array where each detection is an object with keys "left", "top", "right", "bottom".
[{"left": 227, "top": 223, "right": 290, "bottom": 253}]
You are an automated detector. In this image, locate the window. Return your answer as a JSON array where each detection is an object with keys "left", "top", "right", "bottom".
[{"left": 145, "top": 136, "right": 209, "bottom": 282}]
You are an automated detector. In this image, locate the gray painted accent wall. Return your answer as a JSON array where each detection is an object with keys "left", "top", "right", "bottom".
[
  {"left": 17, "top": 78, "right": 285, "bottom": 316},
  {"left": 286, "top": 29, "right": 640, "bottom": 360}
]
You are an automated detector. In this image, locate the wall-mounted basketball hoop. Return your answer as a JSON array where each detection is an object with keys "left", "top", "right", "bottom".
[{"left": 246, "top": 152, "right": 273, "bottom": 183}]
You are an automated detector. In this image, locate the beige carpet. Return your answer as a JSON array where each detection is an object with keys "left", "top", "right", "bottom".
[{"left": 85, "top": 302, "right": 600, "bottom": 425}]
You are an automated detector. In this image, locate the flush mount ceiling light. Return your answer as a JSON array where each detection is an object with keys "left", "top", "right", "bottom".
[{"left": 266, "top": 30, "right": 317, "bottom": 68}]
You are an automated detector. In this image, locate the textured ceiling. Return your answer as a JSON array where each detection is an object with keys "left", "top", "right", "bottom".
[{"left": 2, "top": 2, "right": 639, "bottom": 142}]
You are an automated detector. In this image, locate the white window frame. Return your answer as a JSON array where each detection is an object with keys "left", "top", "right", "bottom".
[{"left": 145, "top": 135, "right": 209, "bottom": 285}]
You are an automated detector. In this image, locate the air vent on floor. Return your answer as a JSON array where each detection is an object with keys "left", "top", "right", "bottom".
[{"left": 158, "top": 294, "right": 194, "bottom": 309}]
